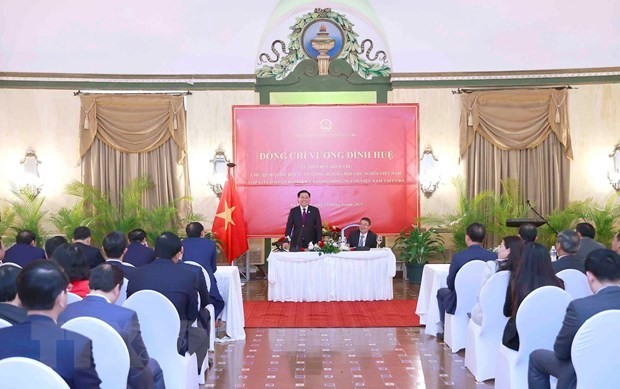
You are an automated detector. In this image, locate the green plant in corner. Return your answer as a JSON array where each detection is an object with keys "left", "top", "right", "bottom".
[
  {"left": 4, "top": 190, "right": 48, "bottom": 246},
  {"left": 393, "top": 225, "right": 445, "bottom": 264}
]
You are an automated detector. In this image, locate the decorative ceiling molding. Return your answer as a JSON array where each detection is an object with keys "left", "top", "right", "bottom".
[{"left": 391, "top": 68, "right": 620, "bottom": 82}]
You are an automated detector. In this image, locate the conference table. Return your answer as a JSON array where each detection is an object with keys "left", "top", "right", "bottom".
[
  {"left": 214, "top": 266, "right": 246, "bottom": 341},
  {"left": 415, "top": 263, "right": 450, "bottom": 337},
  {"left": 267, "top": 248, "right": 396, "bottom": 302}
]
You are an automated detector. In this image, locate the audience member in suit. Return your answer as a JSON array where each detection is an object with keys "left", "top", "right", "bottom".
[
  {"left": 502, "top": 243, "right": 565, "bottom": 351},
  {"left": 102, "top": 231, "right": 138, "bottom": 279},
  {"left": 52, "top": 243, "right": 91, "bottom": 298},
  {"left": 127, "top": 232, "right": 209, "bottom": 371},
  {"left": 529, "top": 249, "right": 620, "bottom": 389},
  {"left": 124, "top": 229, "right": 156, "bottom": 267},
  {"left": 3, "top": 230, "right": 46, "bottom": 267},
  {"left": 346, "top": 217, "right": 378, "bottom": 250},
  {"left": 574, "top": 222, "right": 605, "bottom": 262},
  {"left": 182, "top": 222, "right": 225, "bottom": 321},
  {"left": 44, "top": 235, "right": 68, "bottom": 259},
  {"left": 436, "top": 223, "right": 497, "bottom": 338},
  {"left": 518, "top": 223, "right": 538, "bottom": 243},
  {"left": 612, "top": 231, "right": 620, "bottom": 255},
  {"left": 59, "top": 264, "right": 165, "bottom": 389},
  {"left": 0, "top": 240, "right": 5, "bottom": 262},
  {"left": 72, "top": 226, "right": 105, "bottom": 269},
  {"left": 552, "top": 230, "right": 585, "bottom": 274},
  {"left": 0, "top": 260, "right": 101, "bottom": 388},
  {"left": 0, "top": 264, "right": 27, "bottom": 324},
  {"left": 284, "top": 190, "right": 323, "bottom": 251}
]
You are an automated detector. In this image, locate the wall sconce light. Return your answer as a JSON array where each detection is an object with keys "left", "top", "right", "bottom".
[
  {"left": 19, "top": 148, "right": 43, "bottom": 198},
  {"left": 209, "top": 149, "right": 230, "bottom": 197},
  {"left": 419, "top": 147, "right": 441, "bottom": 198},
  {"left": 608, "top": 144, "right": 620, "bottom": 192}
]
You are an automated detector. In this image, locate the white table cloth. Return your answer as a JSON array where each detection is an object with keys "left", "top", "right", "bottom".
[
  {"left": 267, "top": 248, "right": 396, "bottom": 302},
  {"left": 214, "top": 266, "right": 246, "bottom": 341},
  {"left": 415, "top": 263, "right": 450, "bottom": 336}
]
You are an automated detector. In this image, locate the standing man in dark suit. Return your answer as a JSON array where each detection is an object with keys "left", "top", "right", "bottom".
[
  {"left": 102, "top": 231, "right": 138, "bottom": 279},
  {"left": 0, "top": 265, "right": 27, "bottom": 324},
  {"left": 127, "top": 232, "right": 209, "bottom": 371},
  {"left": 182, "top": 222, "right": 225, "bottom": 321},
  {"left": 436, "top": 223, "right": 497, "bottom": 339},
  {"left": 347, "top": 217, "right": 378, "bottom": 250},
  {"left": 59, "top": 264, "right": 165, "bottom": 389},
  {"left": 3, "top": 230, "right": 45, "bottom": 267},
  {"left": 0, "top": 260, "right": 101, "bottom": 388},
  {"left": 574, "top": 222, "right": 605, "bottom": 261},
  {"left": 529, "top": 249, "right": 620, "bottom": 388},
  {"left": 552, "top": 230, "right": 584, "bottom": 274},
  {"left": 284, "top": 190, "right": 323, "bottom": 251},
  {"left": 124, "top": 229, "right": 156, "bottom": 267},
  {"left": 72, "top": 226, "right": 105, "bottom": 269}
]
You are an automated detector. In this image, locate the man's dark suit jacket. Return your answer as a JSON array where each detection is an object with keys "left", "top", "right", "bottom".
[
  {"left": 285, "top": 205, "right": 322, "bottom": 250},
  {"left": 182, "top": 237, "right": 225, "bottom": 320},
  {"left": 443, "top": 244, "right": 497, "bottom": 314},
  {"left": 127, "top": 258, "right": 208, "bottom": 363},
  {"left": 552, "top": 255, "right": 585, "bottom": 274},
  {"left": 3, "top": 243, "right": 45, "bottom": 267},
  {"left": 0, "top": 314, "right": 101, "bottom": 388},
  {"left": 347, "top": 230, "right": 378, "bottom": 250},
  {"left": 59, "top": 295, "right": 155, "bottom": 389},
  {"left": 74, "top": 242, "right": 105, "bottom": 269},
  {"left": 106, "top": 259, "right": 138, "bottom": 279},
  {"left": 574, "top": 237, "right": 605, "bottom": 262},
  {"left": 0, "top": 303, "right": 27, "bottom": 324},
  {"left": 124, "top": 242, "right": 156, "bottom": 267}
]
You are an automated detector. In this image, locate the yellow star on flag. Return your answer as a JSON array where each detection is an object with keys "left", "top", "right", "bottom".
[{"left": 215, "top": 200, "right": 237, "bottom": 230}]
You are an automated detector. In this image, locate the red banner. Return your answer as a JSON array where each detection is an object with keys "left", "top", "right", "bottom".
[{"left": 233, "top": 104, "right": 419, "bottom": 237}]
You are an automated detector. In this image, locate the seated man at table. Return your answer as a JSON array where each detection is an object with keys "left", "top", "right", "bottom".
[
  {"left": 346, "top": 217, "right": 378, "bottom": 250},
  {"left": 436, "top": 222, "right": 497, "bottom": 340}
]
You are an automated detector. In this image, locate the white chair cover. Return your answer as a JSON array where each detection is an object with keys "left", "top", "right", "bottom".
[
  {"left": 115, "top": 277, "right": 129, "bottom": 306},
  {"left": 66, "top": 292, "right": 83, "bottom": 304},
  {"left": 495, "top": 286, "right": 571, "bottom": 389},
  {"left": 0, "top": 318, "right": 12, "bottom": 328},
  {"left": 572, "top": 309, "right": 620, "bottom": 389},
  {"left": 0, "top": 262, "right": 22, "bottom": 269},
  {"left": 465, "top": 270, "right": 510, "bottom": 382},
  {"left": 62, "top": 317, "right": 129, "bottom": 389},
  {"left": 0, "top": 357, "right": 69, "bottom": 388},
  {"left": 124, "top": 290, "right": 199, "bottom": 389},
  {"left": 184, "top": 260, "right": 216, "bottom": 382},
  {"left": 556, "top": 269, "right": 592, "bottom": 300},
  {"left": 445, "top": 260, "right": 487, "bottom": 353}
]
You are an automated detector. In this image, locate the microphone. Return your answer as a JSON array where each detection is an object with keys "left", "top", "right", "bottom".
[{"left": 526, "top": 199, "right": 559, "bottom": 235}]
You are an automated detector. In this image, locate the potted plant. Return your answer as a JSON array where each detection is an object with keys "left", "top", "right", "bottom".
[{"left": 393, "top": 225, "right": 445, "bottom": 283}]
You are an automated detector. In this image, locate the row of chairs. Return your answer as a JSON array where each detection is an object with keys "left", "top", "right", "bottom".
[{"left": 442, "top": 260, "right": 599, "bottom": 388}]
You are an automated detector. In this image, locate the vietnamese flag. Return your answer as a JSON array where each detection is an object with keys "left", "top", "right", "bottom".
[{"left": 212, "top": 167, "right": 249, "bottom": 263}]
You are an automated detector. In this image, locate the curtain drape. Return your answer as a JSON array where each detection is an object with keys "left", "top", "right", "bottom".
[
  {"left": 460, "top": 89, "right": 571, "bottom": 216},
  {"left": 79, "top": 94, "right": 190, "bottom": 210}
]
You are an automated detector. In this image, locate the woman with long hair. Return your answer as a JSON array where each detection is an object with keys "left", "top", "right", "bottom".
[
  {"left": 51, "top": 243, "right": 91, "bottom": 298},
  {"left": 471, "top": 236, "right": 525, "bottom": 325},
  {"left": 502, "top": 242, "right": 564, "bottom": 350}
]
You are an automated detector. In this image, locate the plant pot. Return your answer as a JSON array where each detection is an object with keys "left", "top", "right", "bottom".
[{"left": 405, "top": 262, "right": 426, "bottom": 283}]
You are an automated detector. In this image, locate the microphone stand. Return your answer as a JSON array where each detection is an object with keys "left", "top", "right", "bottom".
[{"left": 526, "top": 200, "right": 559, "bottom": 235}]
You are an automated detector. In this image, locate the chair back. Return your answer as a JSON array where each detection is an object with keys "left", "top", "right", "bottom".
[
  {"left": 479, "top": 270, "right": 510, "bottom": 329},
  {"left": 184, "top": 260, "right": 211, "bottom": 292},
  {"left": 0, "top": 318, "right": 11, "bottom": 328},
  {"left": 340, "top": 224, "right": 360, "bottom": 240},
  {"left": 66, "top": 292, "right": 83, "bottom": 304},
  {"left": 123, "top": 290, "right": 197, "bottom": 389},
  {"left": 516, "top": 286, "right": 571, "bottom": 361},
  {"left": 0, "top": 262, "right": 22, "bottom": 269},
  {"left": 454, "top": 260, "right": 487, "bottom": 314},
  {"left": 115, "top": 277, "right": 129, "bottom": 306},
  {"left": 572, "top": 309, "right": 620, "bottom": 389},
  {"left": 556, "top": 269, "right": 592, "bottom": 299},
  {"left": 0, "top": 357, "right": 69, "bottom": 388},
  {"left": 62, "top": 317, "right": 129, "bottom": 389}
]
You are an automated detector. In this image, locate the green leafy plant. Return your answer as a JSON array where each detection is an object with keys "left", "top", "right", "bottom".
[
  {"left": 571, "top": 196, "right": 620, "bottom": 247},
  {"left": 393, "top": 225, "right": 445, "bottom": 264},
  {"left": 488, "top": 178, "right": 529, "bottom": 241},
  {"left": 4, "top": 190, "right": 48, "bottom": 246}
]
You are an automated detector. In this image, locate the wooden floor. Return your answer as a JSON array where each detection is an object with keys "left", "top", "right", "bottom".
[{"left": 204, "top": 275, "right": 494, "bottom": 388}]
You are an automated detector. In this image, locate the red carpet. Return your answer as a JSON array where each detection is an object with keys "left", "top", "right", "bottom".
[{"left": 244, "top": 300, "right": 420, "bottom": 328}]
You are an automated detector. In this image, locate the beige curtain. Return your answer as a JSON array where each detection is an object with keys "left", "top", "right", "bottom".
[
  {"left": 79, "top": 94, "right": 190, "bottom": 210},
  {"left": 460, "top": 89, "right": 571, "bottom": 216}
]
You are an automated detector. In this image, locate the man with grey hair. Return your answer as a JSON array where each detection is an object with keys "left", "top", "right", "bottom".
[{"left": 552, "top": 230, "right": 584, "bottom": 273}]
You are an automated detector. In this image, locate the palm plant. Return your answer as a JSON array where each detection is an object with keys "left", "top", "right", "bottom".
[
  {"left": 393, "top": 225, "right": 445, "bottom": 264},
  {"left": 488, "top": 179, "right": 529, "bottom": 241},
  {"left": 536, "top": 203, "right": 582, "bottom": 247},
  {"left": 49, "top": 203, "right": 94, "bottom": 239},
  {"left": 4, "top": 190, "right": 48, "bottom": 246},
  {"left": 572, "top": 196, "right": 620, "bottom": 247}
]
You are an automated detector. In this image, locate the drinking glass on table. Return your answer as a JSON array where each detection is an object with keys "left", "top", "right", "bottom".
[{"left": 376, "top": 235, "right": 383, "bottom": 248}]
